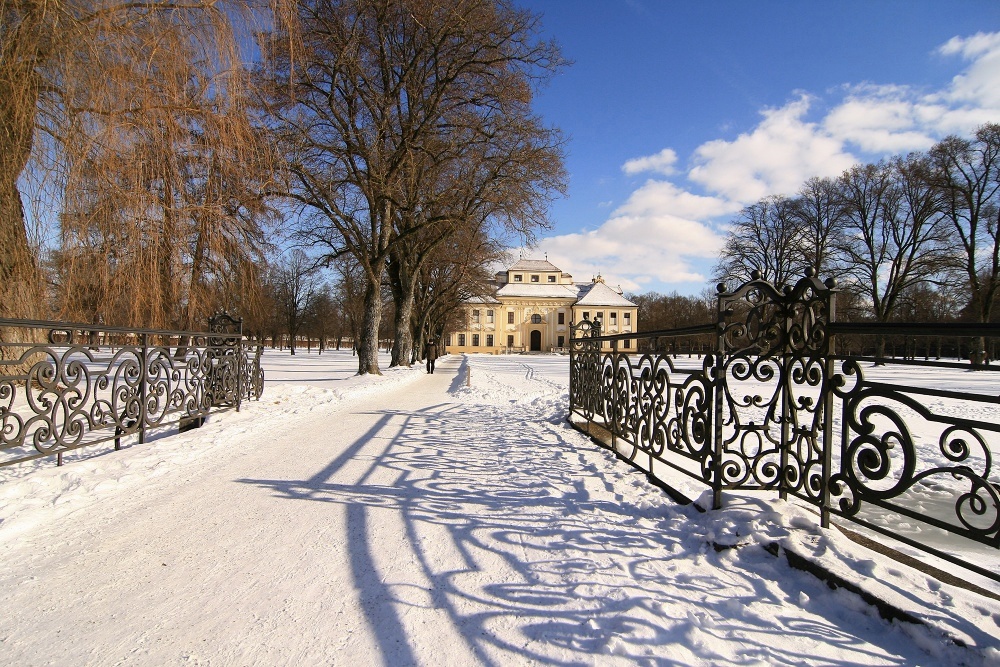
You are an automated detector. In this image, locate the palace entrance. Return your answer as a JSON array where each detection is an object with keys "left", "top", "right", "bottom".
[{"left": 530, "top": 330, "right": 542, "bottom": 352}]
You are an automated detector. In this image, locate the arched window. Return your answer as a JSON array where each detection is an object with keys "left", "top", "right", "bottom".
[{"left": 531, "top": 314, "right": 542, "bottom": 324}]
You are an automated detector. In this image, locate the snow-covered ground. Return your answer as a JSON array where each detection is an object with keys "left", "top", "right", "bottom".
[{"left": 0, "top": 349, "right": 997, "bottom": 665}]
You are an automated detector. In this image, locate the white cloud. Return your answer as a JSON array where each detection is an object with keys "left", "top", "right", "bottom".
[
  {"left": 622, "top": 148, "right": 678, "bottom": 176},
  {"left": 938, "top": 32, "right": 1000, "bottom": 107},
  {"left": 824, "top": 33, "right": 1000, "bottom": 153},
  {"left": 533, "top": 181, "right": 734, "bottom": 289},
  {"left": 823, "top": 85, "right": 936, "bottom": 153},
  {"left": 688, "top": 95, "right": 856, "bottom": 202}
]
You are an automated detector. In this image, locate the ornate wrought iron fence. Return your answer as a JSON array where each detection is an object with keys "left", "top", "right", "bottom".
[
  {"left": 0, "top": 313, "right": 264, "bottom": 468},
  {"left": 569, "top": 270, "right": 1000, "bottom": 583}
]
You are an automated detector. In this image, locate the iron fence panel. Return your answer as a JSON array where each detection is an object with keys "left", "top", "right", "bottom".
[
  {"left": 0, "top": 315, "right": 263, "bottom": 468},
  {"left": 568, "top": 270, "right": 1000, "bottom": 584}
]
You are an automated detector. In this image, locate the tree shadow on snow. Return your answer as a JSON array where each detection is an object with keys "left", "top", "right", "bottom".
[{"left": 236, "top": 398, "right": 975, "bottom": 667}]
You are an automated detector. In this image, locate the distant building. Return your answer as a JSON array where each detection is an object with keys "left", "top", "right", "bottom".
[{"left": 446, "top": 258, "right": 638, "bottom": 354}]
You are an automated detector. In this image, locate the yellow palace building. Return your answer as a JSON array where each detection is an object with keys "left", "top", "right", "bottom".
[{"left": 446, "top": 258, "right": 638, "bottom": 354}]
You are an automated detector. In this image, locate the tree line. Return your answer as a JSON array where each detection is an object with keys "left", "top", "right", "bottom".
[
  {"left": 625, "top": 125, "right": 1000, "bottom": 360},
  {"left": 2, "top": 0, "right": 566, "bottom": 374},
  {"left": 715, "top": 123, "right": 1000, "bottom": 331}
]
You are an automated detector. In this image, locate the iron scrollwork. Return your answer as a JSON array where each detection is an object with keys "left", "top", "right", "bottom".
[
  {"left": 830, "top": 359, "right": 1000, "bottom": 549},
  {"left": 0, "top": 314, "right": 264, "bottom": 468},
  {"left": 714, "top": 270, "right": 836, "bottom": 497},
  {"left": 568, "top": 268, "right": 1000, "bottom": 582}
]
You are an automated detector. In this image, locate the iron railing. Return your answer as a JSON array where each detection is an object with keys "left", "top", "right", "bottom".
[
  {"left": 0, "top": 313, "right": 264, "bottom": 468},
  {"left": 569, "top": 270, "right": 1000, "bottom": 584}
]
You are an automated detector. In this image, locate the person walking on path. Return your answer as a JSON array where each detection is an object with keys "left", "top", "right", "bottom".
[{"left": 424, "top": 338, "right": 438, "bottom": 374}]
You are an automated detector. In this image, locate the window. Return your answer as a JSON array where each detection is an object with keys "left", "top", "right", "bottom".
[
  {"left": 448, "top": 334, "right": 453, "bottom": 345},
  {"left": 557, "top": 335, "right": 564, "bottom": 347},
  {"left": 557, "top": 312, "right": 565, "bottom": 325},
  {"left": 547, "top": 275, "right": 556, "bottom": 283},
  {"left": 486, "top": 334, "right": 494, "bottom": 347},
  {"left": 472, "top": 334, "right": 480, "bottom": 346},
  {"left": 513, "top": 274, "right": 523, "bottom": 282},
  {"left": 531, "top": 314, "right": 542, "bottom": 324},
  {"left": 610, "top": 312, "right": 617, "bottom": 325},
  {"left": 623, "top": 339, "right": 631, "bottom": 349},
  {"left": 624, "top": 312, "right": 631, "bottom": 325},
  {"left": 458, "top": 334, "right": 466, "bottom": 346},
  {"left": 507, "top": 335, "right": 514, "bottom": 348},
  {"left": 487, "top": 309, "right": 494, "bottom": 324},
  {"left": 507, "top": 311, "right": 515, "bottom": 324},
  {"left": 472, "top": 309, "right": 480, "bottom": 323},
  {"left": 531, "top": 274, "right": 539, "bottom": 282},
  {"left": 583, "top": 311, "right": 589, "bottom": 320}
]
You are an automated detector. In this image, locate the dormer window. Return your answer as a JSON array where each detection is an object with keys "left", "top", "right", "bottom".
[
  {"left": 531, "top": 275, "right": 539, "bottom": 282},
  {"left": 547, "top": 275, "right": 556, "bottom": 282},
  {"left": 513, "top": 274, "right": 523, "bottom": 282}
]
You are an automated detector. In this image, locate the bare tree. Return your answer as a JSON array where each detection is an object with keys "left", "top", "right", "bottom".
[
  {"left": 838, "top": 157, "right": 948, "bottom": 321},
  {"left": 791, "top": 176, "right": 847, "bottom": 278},
  {"left": 714, "top": 195, "right": 803, "bottom": 288},
  {"left": 272, "top": 250, "right": 320, "bottom": 355},
  {"left": 930, "top": 123, "right": 1000, "bottom": 363},
  {"left": 387, "top": 117, "right": 565, "bottom": 367},
  {"left": 331, "top": 255, "right": 368, "bottom": 354},
  {"left": 260, "top": 0, "right": 564, "bottom": 374},
  {"left": 410, "top": 220, "right": 506, "bottom": 362}
]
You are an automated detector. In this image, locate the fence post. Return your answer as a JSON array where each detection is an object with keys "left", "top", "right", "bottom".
[
  {"left": 820, "top": 281, "right": 838, "bottom": 529},
  {"left": 611, "top": 336, "right": 618, "bottom": 451},
  {"left": 139, "top": 333, "right": 148, "bottom": 445},
  {"left": 779, "top": 302, "right": 791, "bottom": 502},
  {"left": 236, "top": 319, "right": 245, "bottom": 413},
  {"left": 712, "top": 284, "right": 726, "bottom": 511}
]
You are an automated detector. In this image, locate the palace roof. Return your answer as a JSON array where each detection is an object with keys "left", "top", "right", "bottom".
[
  {"left": 574, "top": 281, "right": 637, "bottom": 307},
  {"left": 496, "top": 283, "right": 579, "bottom": 299},
  {"left": 507, "top": 258, "right": 562, "bottom": 273}
]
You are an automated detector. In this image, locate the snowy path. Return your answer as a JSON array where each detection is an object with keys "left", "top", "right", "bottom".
[{"left": 0, "top": 352, "right": 996, "bottom": 665}]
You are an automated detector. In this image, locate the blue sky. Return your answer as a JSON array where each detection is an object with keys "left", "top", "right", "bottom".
[{"left": 517, "top": 0, "right": 1000, "bottom": 296}]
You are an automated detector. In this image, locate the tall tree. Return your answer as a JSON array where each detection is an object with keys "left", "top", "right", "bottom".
[
  {"left": 387, "top": 115, "right": 564, "bottom": 367},
  {"left": 272, "top": 250, "right": 320, "bottom": 355},
  {"left": 714, "top": 195, "right": 803, "bottom": 288},
  {"left": 1, "top": 0, "right": 280, "bottom": 340},
  {"left": 409, "top": 220, "right": 506, "bottom": 361},
  {"left": 261, "top": 0, "right": 564, "bottom": 374},
  {"left": 930, "top": 124, "right": 1000, "bottom": 331},
  {"left": 837, "top": 157, "right": 948, "bottom": 325},
  {"left": 791, "top": 176, "right": 846, "bottom": 279}
]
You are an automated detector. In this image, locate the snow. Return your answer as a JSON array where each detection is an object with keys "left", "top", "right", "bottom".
[{"left": 0, "top": 348, "right": 998, "bottom": 665}]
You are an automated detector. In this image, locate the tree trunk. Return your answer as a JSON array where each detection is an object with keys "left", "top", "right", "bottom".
[
  {"left": 0, "top": 178, "right": 43, "bottom": 374},
  {"left": 0, "top": 181, "right": 40, "bottom": 319},
  {"left": 357, "top": 278, "right": 383, "bottom": 375},
  {"left": 390, "top": 291, "right": 414, "bottom": 368},
  {"left": 387, "top": 254, "right": 415, "bottom": 368},
  {"left": 0, "top": 2, "right": 44, "bottom": 327}
]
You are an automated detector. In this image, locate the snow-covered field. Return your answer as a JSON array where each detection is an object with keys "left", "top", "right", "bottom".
[{"left": 0, "top": 349, "right": 997, "bottom": 665}]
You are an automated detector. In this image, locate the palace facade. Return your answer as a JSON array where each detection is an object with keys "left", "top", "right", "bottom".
[{"left": 446, "top": 259, "right": 638, "bottom": 354}]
